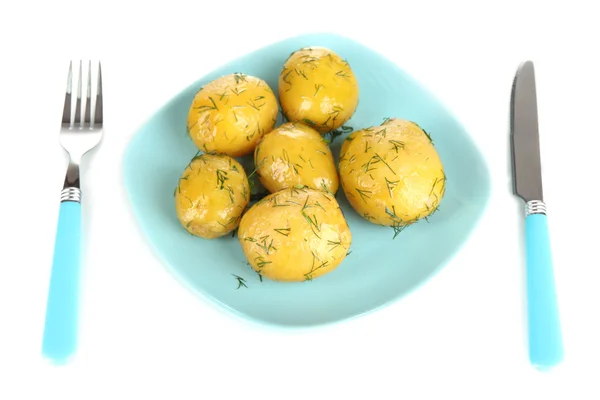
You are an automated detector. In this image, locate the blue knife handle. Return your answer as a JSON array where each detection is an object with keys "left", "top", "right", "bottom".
[
  {"left": 525, "top": 211, "right": 563, "bottom": 369},
  {"left": 42, "top": 200, "right": 82, "bottom": 364}
]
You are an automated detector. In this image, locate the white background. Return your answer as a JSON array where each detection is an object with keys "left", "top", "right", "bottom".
[{"left": 1, "top": 0, "right": 599, "bottom": 398}]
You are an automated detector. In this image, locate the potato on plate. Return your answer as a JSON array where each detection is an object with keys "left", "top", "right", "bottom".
[
  {"left": 338, "top": 118, "right": 445, "bottom": 235},
  {"left": 175, "top": 153, "right": 250, "bottom": 239},
  {"left": 278, "top": 47, "right": 359, "bottom": 133},
  {"left": 253, "top": 121, "right": 339, "bottom": 194},
  {"left": 237, "top": 186, "right": 352, "bottom": 282},
  {"left": 187, "top": 73, "right": 279, "bottom": 157}
]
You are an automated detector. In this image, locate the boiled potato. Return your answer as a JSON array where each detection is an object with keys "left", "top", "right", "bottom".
[
  {"left": 237, "top": 186, "right": 352, "bottom": 282},
  {"left": 175, "top": 153, "right": 250, "bottom": 239},
  {"left": 338, "top": 118, "right": 445, "bottom": 234},
  {"left": 278, "top": 47, "right": 359, "bottom": 133},
  {"left": 187, "top": 73, "right": 279, "bottom": 157},
  {"left": 253, "top": 121, "right": 339, "bottom": 194}
]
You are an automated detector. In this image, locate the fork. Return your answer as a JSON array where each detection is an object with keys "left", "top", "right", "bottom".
[{"left": 42, "top": 61, "right": 103, "bottom": 364}]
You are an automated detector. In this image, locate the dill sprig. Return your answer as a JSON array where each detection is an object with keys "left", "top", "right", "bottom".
[
  {"left": 208, "top": 96, "right": 218, "bottom": 111},
  {"left": 186, "top": 121, "right": 197, "bottom": 137},
  {"left": 282, "top": 69, "right": 293, "bottom": 85},
  {"left": 256, "top": 235, "right": 277, "bottom": 255},
  {"left": 193, "top": 102, "right": 217, "bottom": 112},
  {"left": 216, "top": 169, "right": 228, "bottom": 189},
  {"left": 231, "top": 87, "right": 246, "bottom": 96},
  {"left": 389, "top": 140, "right": 405, "bottom": 153},
  {"left": 324, "top": 125, "right": 353, "bottom": 144},
  {"left": 254, "top": 256, "right": 271, "bottom": 269},
  {"left": 174, "top": 151, "right": 204, "bottom": 197},
  {"left": 304, "top": 251, "right": 330, "bottom": 281},
  {"left": 281, "top": 148, "right": 303, "bottom": 175},
  {"left": 303, "top": 118, "right": 316, "bottom": 127},
  {"left": 362, "top": 153, "right": 396, "bottom": 175},
  {"left": 385, "top": 205, "right": 400, "bottom": 220},
  {"left": 314, "top": 84, "right": 324, "bottom": 96},
  {"left": 320, "top": 180, "right": 331, "bottom": 194},
  {"left": 300, "top": 194, "right": 326, "bottom": 213},
  {"left": 294, "top": 68, "right": 308, "bottom": 80},
  {"left": 355, "top": 188, "right": 372, "bottom": 203},
  {"left": 421, "top": 127, "right": 433, "bottom": 143},
  {"left": 302, "top": 211, "right": 321, "bottom": 239},
  {"left": 385, "top": 177, "right": 399, "bottom": 198},
  {"left": 327, "top": 239, "right": 342, "bottom": 251},
  {"left": 385, "top": 205, "right": 412, "bottom": 239},
  {"left": 274, "top": 228, "right": 291, "bottom": 236},
  {"left": 233, "top": 72, "right": 248, "bottom": 84},
  {"left": 246, "top": 96, "right": 265, "bottom": 111},
  {"left": 391, "top": 222, "right": 409, "bottom": 239},
  {"left": 218, "top": 215, "right": 239, "bottom": 229},
  {"left": 218, "top": 91, "right": 229, "bottom": 102},
  {"left": 335, "top": 70, "right": 350, "bottom": 79},
  {"left": 232, "top": 274, "right": 248, "bottom": 289}
]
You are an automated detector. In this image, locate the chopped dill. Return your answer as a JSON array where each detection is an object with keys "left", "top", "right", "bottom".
[
  {"left": 391, "top": 222, "right": 409, "bottom": 239},
  {"left": 389, "top": 140, "right": 405, "bottom": 153},
  {"left": 274, "top": 228, "right": 291, "bottom": 236},
  {"left": 303, "top": 118, "right": 316, "bottom": 127},
  {"left": 233, "top": 72, "right": 248, "bottom": 84},
  {"left": 216, "top": 169, "right": 228, "bottom": 189},
  {"left": 314, "top": 84, "right": 324, "bottom": 96},
  {"left": 355, "top": 188, "right": 372, "bottom": 203},
  {"left": 385, "top": 177, "right": 400, "bottom": 198},
  {"left": 232, "top": 274, "right": 248, "bottom": 289}
]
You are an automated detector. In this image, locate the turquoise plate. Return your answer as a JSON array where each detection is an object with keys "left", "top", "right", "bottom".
[{"left": 123, "top": 33, "right": 491, "bottom": 328}]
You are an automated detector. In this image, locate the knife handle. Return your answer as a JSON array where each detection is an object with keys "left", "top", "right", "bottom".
[{"left": 525, "top": 201, "right": 563, "bottom": 369}]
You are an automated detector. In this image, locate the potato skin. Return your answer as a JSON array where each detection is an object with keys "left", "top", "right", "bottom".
[
  {"left": 187, "top": 73, "right": 279, "bottom": 157},
  {"left": 175, "top": 153, "right": 250, "bottom": 239},
  {"left": 253, "top": 122, "right": 339, "bottom": 194},
  {"left": 278, "top": 47, "right": 359, "bottom": 133},
  {"left": 338, "top": 118, "right": 445, "bottom": 230},
  {"left": 237, "top": 187, "right": 352, "bottom": 282}
]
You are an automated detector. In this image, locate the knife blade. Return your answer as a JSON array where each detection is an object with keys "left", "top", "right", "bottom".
[{"left": 510, "top": 60, "right": 564, "bottom": 370}]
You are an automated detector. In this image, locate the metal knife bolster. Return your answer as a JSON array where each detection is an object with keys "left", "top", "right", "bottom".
[{"left": 526, "top": 200, "right": 547, "bottom": 216}]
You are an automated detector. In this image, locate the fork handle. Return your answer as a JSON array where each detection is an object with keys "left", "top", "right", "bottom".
[{"left": 42, "top": 193, "right": 82, "bottom": 364}]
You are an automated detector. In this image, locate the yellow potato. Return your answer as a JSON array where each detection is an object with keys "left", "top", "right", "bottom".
[
  {"left": 175, "top": 153, "right": 250, "bottom": 239},
  {"left": 278, "top": 47, "right": 359, "bottom": 133},
  {"left": 187, "top": 73, "right": 279, "bottom": 157},
  {"left": 237, "top": 186, "right": 352, "bottom": 282},
  {"left": 338, "top": 118, "right": 446, "bottom": 235},
  {"left": 253, "top": 121, "right": 339, "bottom": 194}
]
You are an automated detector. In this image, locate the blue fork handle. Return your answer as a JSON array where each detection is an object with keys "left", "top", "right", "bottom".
[
  {"left": 42, "top": 200, "right": 82, "bottom": 364},
  {"left": 525, "top": 213, "right": 564, "bottom": 369}
]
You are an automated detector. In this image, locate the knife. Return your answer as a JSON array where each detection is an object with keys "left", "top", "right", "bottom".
[{"left": 510, "top": 60, "right": 563, "bottom": 369}]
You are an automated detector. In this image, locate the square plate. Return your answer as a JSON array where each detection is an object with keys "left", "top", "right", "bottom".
[{"left": 123, "top": 33, "right": 491, "bottom": 328}]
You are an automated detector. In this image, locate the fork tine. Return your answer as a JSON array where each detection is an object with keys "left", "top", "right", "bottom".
[
  {"left": 74, "top": 60, "right": 82, "bottom": 126},
  {"left": 94, "top": 61, "right": 103, "bottom": 127},
  {"left": 61, "top": 61, "right": 72, "bottom": 126},
  {"left": 84, "top": 61, "right": 92, "bottom": 126}
]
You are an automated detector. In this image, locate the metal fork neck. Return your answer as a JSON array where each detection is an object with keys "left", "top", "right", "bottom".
[{"left": 61, "top": 159, "right": 81, "bottom": 202}]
